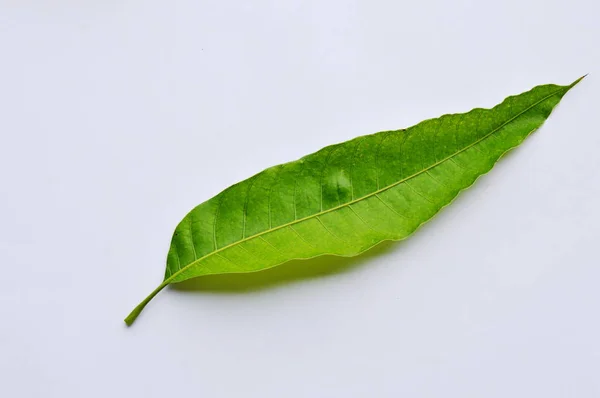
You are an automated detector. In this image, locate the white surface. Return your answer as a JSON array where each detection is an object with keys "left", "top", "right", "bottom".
[{"left": 1, "top": 1, "right": 599, "bottom": 397}]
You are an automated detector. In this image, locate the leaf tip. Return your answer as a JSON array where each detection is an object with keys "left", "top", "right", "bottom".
[{"left": 570, "top": 74, "right": 588, "bottom": 88}]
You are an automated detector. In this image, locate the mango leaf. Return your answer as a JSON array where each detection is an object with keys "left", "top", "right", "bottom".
[{"left": 125, "top": 77, "right": 583, "bottom": 325}]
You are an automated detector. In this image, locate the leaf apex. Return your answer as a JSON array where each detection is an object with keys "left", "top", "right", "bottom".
[{"left": 570, "top": 74, "right": 588, "bottom": 88}]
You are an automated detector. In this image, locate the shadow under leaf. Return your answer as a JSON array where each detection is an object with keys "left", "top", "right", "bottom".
[{"left": 170, "top": 239, "right": 399, "bottom": 294}]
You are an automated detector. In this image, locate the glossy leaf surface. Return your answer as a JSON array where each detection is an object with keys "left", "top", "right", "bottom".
[{"left": 125, "top": 78, "right": 582, "bottom": 325}]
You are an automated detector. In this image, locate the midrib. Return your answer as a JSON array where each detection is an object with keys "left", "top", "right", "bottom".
[{"left": 167, "top": 87, "right": 565, "bottom": 283}]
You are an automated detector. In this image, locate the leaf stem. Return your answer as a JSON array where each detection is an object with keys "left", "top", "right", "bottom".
[{"left": 124, "top": 281, "right": 170, "bottom": 326}]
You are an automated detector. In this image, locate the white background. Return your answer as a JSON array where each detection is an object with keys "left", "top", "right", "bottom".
[{"left": 1, "top": 1, "right": 598, "bottom": 397}]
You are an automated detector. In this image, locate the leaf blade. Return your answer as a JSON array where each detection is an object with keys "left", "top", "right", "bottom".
[{"left": 125, "top": 77, "right": 583, "bottom": 326}]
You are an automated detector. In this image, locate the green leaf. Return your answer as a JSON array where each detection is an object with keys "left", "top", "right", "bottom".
[{"left": 125, "top": 77, "right": 583, "bottom": 325}]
